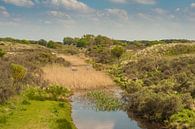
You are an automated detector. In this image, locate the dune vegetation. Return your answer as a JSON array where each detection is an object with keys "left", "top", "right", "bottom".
[{"left": 0, "top": 36, "right": 195, "bottom": 129}]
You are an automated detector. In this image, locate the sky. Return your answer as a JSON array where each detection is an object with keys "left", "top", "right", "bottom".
[{"left": 0, "top": 0, "right": 195, "bottom": 41}]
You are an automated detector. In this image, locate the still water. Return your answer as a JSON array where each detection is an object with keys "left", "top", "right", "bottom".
[{"left": 71, "top": 95, "right": 142, "bottom": 129}]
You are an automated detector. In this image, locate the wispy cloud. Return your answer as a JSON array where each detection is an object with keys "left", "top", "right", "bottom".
[
  {"left": 0, "top": 6, "right": 10, "bottom": 17},
  {"left": 191, "top": 3, "right": 195, "bottom": 8},
  {"left": 109, "top": 0, "right": 128, "bottom": 3},
  {"left": 3, "top": 0, "right": 34, "bottom": 7},
  {"left": 46, "top": 0, "right": 92, "bottom": 12},
  {"left": 110, "top": 0, "right": 156, "bottom": 5},
  {"left": 132, "top": 0, "right": 156, "bottom": 5},
  {"left": 48, "top": 10, "right": 71, "bottom": 19}
]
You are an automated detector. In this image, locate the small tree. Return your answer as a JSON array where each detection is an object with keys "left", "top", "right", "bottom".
[
  {"left": 63, "top": 37, "right": 75, "bottom": 45},
  {"left": 47, "top": 40, "right": 56, "bottom": 48},
  {"left": 76, "top": 39, "right": 89, "bottom": 48},
  {"left": 38, "top": 39, "right": 47, "bottom": 46},
  {"left": 10, "top": 63, "right": 27, "bottom": 93},
  {"left": 111, "top": 45, "right": 125, "bottom": 60}
]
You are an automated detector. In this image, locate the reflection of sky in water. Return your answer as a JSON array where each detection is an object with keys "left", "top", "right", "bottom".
[{"left": 72, "top": 100, "right": 141, "bottom": 129}]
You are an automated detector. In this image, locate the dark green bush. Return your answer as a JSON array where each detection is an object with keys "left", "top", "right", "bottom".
[
  {"left": 47, "top": 40, "right": 56, "bottom": 48},
  {"left": 126, "top": 89, "right": 183, "bottom": 121}
]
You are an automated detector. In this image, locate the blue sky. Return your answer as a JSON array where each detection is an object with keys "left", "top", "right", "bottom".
[{"left": 0, "top": 0, "right": 195, "bottom": 41}]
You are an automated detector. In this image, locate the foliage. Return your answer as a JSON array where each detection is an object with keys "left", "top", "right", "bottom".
[
  {"left": 24, "top": 85, "right": 71, "bottom": 101},
  {"left": 76, "top": 38, "right": 89, "bottom": 47},
  {"left": 47, "top": 40, "right": 56, "bottom": 48},
  {"left": 110, "top": 43, "right": 195, "bottom": 126},
  {"left": 0, "top": 46, "right": 69, "bottom": 103},
  {"left": 63, "top": 37, "right": 75, "bottom": 45},
  {"left": 38, "top": 39, "right": 47, "bottom": 46},
  {"left": 0, "top": 49, "right": 5, "bottom": 57},
  {"left": 86, "top": 90, "right": 122, "bottom": 111},
  {"left": 169, "top": 109, "right": 195, "bottom": 129},
  {"left": 111, "top": 45, "right": 125, "bottom": 59},
  {"left": 10, "top": 63, "right": 27, "bottom": 83}
]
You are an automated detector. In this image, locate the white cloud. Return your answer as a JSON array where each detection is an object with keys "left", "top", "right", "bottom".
[
  {"left": 191, "top": 3, "right": 195, "bottom": 8},
  {"left": 133, "top": 0, "right": 156, "bottom": 5},
  {"left": 3, "top": 0, "right": 34, "bottom": 7},
  {"left": 109, "top": 0, "right": 128, "bottom": 3},
  {"left": 106, "top": 9, "right": 129, "bottom": 20},
  {"left": 48, "top": 0, "right": 91, "bottom": 12},
  {"left": 96, "top": 8, "right": 128, "bottom": 21},
  {"left": 110, "top": 0, "right": 156, "bottom": 5},
  {"left": 0, "top": 6, "right": 10, "bottom": 17},
  {"left": 152, "top": 8, "right": 167, "bottom": 15},
  {"left": 48, "top": 10, "right": 71, "bottom": 19},
  {"left": 176, "top": 8, "right": 180, "bottom": 12}
]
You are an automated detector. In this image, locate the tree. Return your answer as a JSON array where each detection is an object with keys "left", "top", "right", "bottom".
[
  {"left": 76, "top": 38, "right": 89, "bottom": 48},
  {"left": 111, "top": 45, "right": 125, "bottom": 60},
  {"left": 63, "top": 37, "right": 75, "bottom": 45},
  {"left": 47, "top": 40, "right": 56, "bottom": 48},
  {"left": 38, "top": 39, "right": 47, "bottom": 46}
]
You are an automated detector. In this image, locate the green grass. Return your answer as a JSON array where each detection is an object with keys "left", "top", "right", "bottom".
[{"left": 0, "top": 87, "right": 76, "bottom": 129}]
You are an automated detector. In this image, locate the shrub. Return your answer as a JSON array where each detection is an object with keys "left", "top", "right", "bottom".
[
  {"left": 24, "top": 85, "right": 71, "bottom": 101},
  {"left": 10, "top": 63, "right": 27, "bottom": 83},
  {"left": 47, "top": 40, "right": 57, "bottom": 48},
  {"left": 10, "top": 63, "right": 27, "bottom": 93},
  {"left": 111, "top": 45, "right": 125, "bottom": 60},
  {"left": 38, "top": 39, "right": 47, "bottom": 46},
  {"left": 169, "top": 109, "right": 195, "bottom": 129},
  {"left": 76, "top": 38, "right": 89, "bottom": 48},
  {"left": 0, "top": 49, "right": 5, "bottom": 57},
  {"left": 63, "top": 37, "right": 75, "bottom": 45},
  {"left": 126, "top": 89, "right": 183, "bottom": 121}
]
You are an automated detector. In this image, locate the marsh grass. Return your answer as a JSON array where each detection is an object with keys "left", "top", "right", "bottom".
[
  {"left": 42, "top": 55, "right": 115, "bottom": 90},
  {"left": 86, "top": 90, "right": 122, "bottom": 111}
]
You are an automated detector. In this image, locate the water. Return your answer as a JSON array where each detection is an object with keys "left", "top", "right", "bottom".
[{"left": 71, "top": 95, "right": 142, "bottom": 129}]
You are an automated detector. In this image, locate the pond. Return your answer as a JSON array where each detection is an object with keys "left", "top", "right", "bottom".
[{"left": 71, "top": 94, "right": 161, "bottom": 129}]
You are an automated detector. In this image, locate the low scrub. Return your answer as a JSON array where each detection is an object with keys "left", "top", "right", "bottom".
[
  {"left": 169, "top": 109, "right": 195, "bottom": 129},
  {"left": 24, "top": 85, "right": 72, "bottom": 101}
]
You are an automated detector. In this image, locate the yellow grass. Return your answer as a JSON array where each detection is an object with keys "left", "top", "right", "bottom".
[{"left": 42, "top": 55, "right": 115, "bottom": 90}]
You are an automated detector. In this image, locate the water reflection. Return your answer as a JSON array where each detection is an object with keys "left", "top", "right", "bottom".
[{"left": 72, "top": 96, "right": 141, "bottom": 129}]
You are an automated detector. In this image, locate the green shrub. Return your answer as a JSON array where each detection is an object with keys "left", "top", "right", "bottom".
[
  {"left": 126, "top": 89, "right": 184, "bottom": 121},
  {"left": 24, "top": 85, "right": 71, "bottom": 101},
  {"left": 76, "top": 38, "right": 89, "bottom": 48},
  {"left": 47, "top": 40, "right": 56, "bottom": 48},
  {"left": 63, "top": 37, "right": 76, "bottom": 45},
  {"left": 0, "top": 49, "right": 5, "bottom": 57},
  {"left": 111, "top": 45, "right": 125, "bottom": 60},
  {"left": 38, "top": 39, "right": 47, "bottom": 46},
  {"left": 169, "top": 109, "right": 195, "bottom": 129},
  {"left": 10, "top": 63, "right": 27, "bottom": 83}
]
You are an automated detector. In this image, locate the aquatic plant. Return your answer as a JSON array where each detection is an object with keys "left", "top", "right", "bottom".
[{"left": 86, "top": 90, "right": 122, "bottom": 111}]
